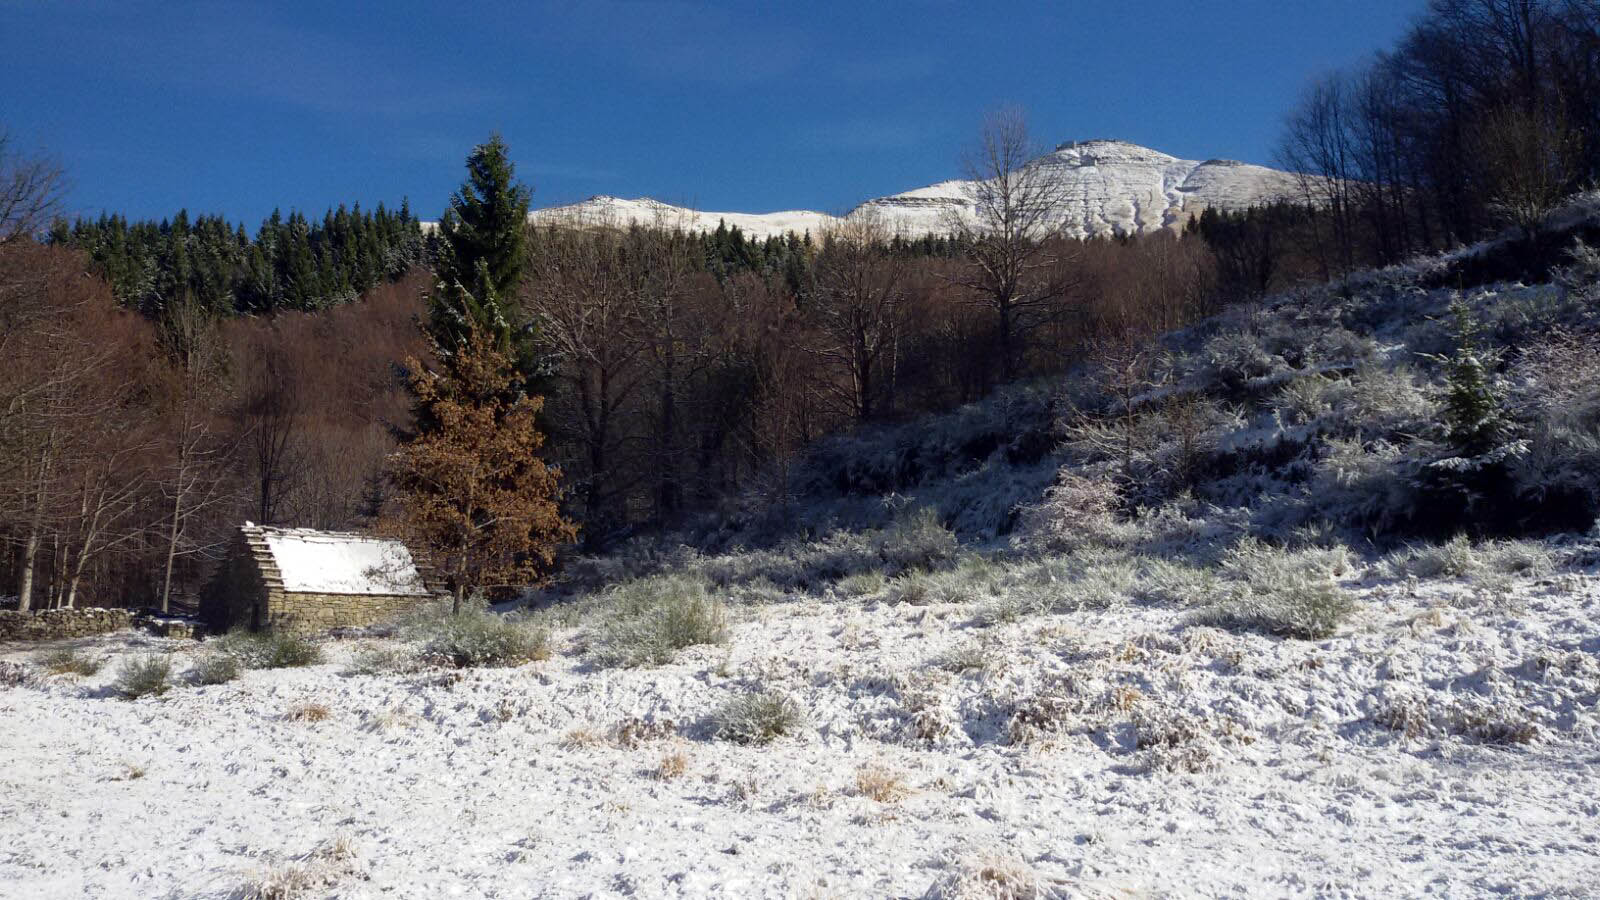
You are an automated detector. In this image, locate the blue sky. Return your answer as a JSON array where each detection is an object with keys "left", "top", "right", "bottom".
[{"left": 4, "top": 0, "right": 1424, "bottom": 226}]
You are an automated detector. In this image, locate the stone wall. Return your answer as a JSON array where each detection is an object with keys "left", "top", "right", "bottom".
[
  {"left": 267, "top": 591, "right": 431, "bottom": 634},
  {"left": 0, "top": 608, "right": 135, "bottom": 642}
]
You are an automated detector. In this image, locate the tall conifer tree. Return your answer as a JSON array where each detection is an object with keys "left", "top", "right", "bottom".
[{"left": 430, "top": 134, "right": 534, "bottom": 373}]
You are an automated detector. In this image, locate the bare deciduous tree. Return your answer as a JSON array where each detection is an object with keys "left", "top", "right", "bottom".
[
  {"left": 1472, "top": 102, "right": 1580, "bottom": 238},
  {"left": 946, "top": 106, "right": 1075, "bottom": 384},
  {"left": 526, "top": 218, "right": 650, "bottom": 528},
  {"left": 1278, "top": 74, "right": 1359, "bottom": 282},
  {"left": 805, "top": 212, "right": 908, "bottom": 421},
  {"left": 0, "top": 130, "right": 65, "bottom": 245}
]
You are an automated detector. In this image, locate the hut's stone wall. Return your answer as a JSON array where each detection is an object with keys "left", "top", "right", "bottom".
[{"left": 266, "top": 590, "right": 429, "bottom": 634}]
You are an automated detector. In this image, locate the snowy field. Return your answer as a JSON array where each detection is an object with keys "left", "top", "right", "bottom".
[{"left": 4, "top": 547, "right": 1600, "bottom": 899}]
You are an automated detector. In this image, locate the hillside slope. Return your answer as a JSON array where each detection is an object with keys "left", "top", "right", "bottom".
[{"left": 4, "top": 208, "right": 1599, "bottom": 899}]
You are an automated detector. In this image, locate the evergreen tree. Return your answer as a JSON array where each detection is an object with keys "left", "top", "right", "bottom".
[
  {"left": 430, "top": 134, "right": 535, "bottom": 374},
  {"left": 1431, "top": 298, "right": 1512, "bottom": 457},
  {"left": 385, "top": 327, "right": 577, "bottom": 611}
]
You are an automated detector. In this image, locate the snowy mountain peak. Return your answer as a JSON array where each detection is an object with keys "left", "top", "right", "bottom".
[{"left": 526, "top": 140, "right": 1307, "bottom": 240}]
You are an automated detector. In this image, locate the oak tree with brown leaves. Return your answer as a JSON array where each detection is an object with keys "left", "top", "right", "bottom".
[{"left": 386, "top": 329, "right": 577, "bottom": 611}]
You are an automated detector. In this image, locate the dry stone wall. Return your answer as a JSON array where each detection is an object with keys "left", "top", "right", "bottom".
[
  {"left": 0, "top": 609, "right": 135, "bottom": 642},
  {"left": 267, "top": 591, "right": 431, "bottom": 634}
]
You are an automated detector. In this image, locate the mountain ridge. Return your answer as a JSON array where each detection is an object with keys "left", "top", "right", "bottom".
[{"left": 527, "top": 139, "right": 1309, "bottom": 239}]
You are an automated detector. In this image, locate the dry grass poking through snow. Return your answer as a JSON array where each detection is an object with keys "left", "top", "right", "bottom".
[
  {"left": 283, "top": 702, "right": 331, "bottom": 723},
  {"left": 653, "top": 749, "right": 689, "bottom": 780},
  {"left": 924, "top": 850, "right": 1043, "bottom": 899},
  {"left": 854, "top": 763, "right": 911, "bottom": 803},
  {"left": 235, "top": 835, "right": 357, "bottom": 900}
]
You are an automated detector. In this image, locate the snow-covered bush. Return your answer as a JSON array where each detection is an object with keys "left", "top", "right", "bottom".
[
  {"left": 190, "top": 653, "right": 239, "bottom": 685},
  {"left": 0, "top": 662, "right": 32, "bottom": 688},
  {"left": 935, "top": 641, "right": 990, "bottom": 675},
  {"left": 712, "top": 690, "right": 804, "bottom": 745},
  {"left": 833, "top": 571, "right": 887, "bottom": 598},
  {"left": 1133, "top": 706, "right": 1227, "bottom": 774},
  {"left": 216, "top": 630, "right": 324, "bottom": 669},
  {"left": 1373, "top": 687, "right": 1540, "bottom": 745},
  {"left": 114, "top": 655, "right": 172, "bottom": 699},
  {"left": 415, "top": 608, "right": 551, "bottom": 668},
  {"left": 1200, "top": 330, "right": 1281, "bottom": 391},
  {"left": 344, "top": 644, "right": 422, "bottom": 676},
  {"left": 1132, "top": 558, "right": 1225, "bottom": 607},
  {"left": 1305, "top": 438, "right": 1425, "bottom": 535},
  {"left": 890, "top": 556, "right": 1000, "bottom": 607},
  {"left": 1193, "top": 540, "right": 1357, "bottom": 639},
  {"left": 1382, "top": 535, "right": 1555, "bottom": 579},
  {"left": 885, "top": 572, "right": 934, "bottom": 606},
  {"left": 1014, "top": 469, "right": 1121, "bottom": 554},
  {"left": 39, "top": 649, "right": 100, "bottom": 677},
  {"left": 878, "top": 506, "right": 959, "bottom": 575},
  {"left": 1271, "top": 366, "right": 1437, "bottom": 439},
  {"left": 854, "top": 763, "right": 911, "bottom": 803},
  {"left": 1511, "top": 330, "right": 1600, "bottom": 526},
  {"left": 588, "top": 575, "right": 729, "bottom": 668}
]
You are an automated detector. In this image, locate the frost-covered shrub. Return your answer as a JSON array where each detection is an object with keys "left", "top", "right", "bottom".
[
  {"left": 191, "top": 653, "right": 239, "bottom": 685},
  {"left": 0, "top": 662, "right": 34, "bottom": 688},
  {"left": 1382, "top": 535, "right": 1555, "bottom": 579},
  {"left": 217, "top": 630, "right": 324, "bottom": 669},
  {"left": 588, "top": 575, "right": 729, "bottom": 668},
  {"left": 834, "top": 571, "right": 887, "bottom": 598},
  {"left": 1272, "top": 366, "right": 1437, "bottom": 439},
  {"left": 1133, "top": 706, "right": 1227, "bottom": 774},
  {"left": 1049, "top": 557, "right": 1138, "bottom": 611},
  {"left": 1201, "top": 330, "right": 1280, "bottom": 391},
  {"left": 337, "top": 645, "right": 410, "bottom": 676},
  {"left": 1014, "top": 469, "right": 1122, "bottom": 553},
  {"left": 935, "top": 641, "right": 990, "bottom": 674},
  {"left": 114, "top": 655, "right": 172, "bottom": 699},
  {"left": 1373, "top": 687, "right": 1540, "bottom": 744},
  {"left": 892, "top": 556, "right": 1000, "bottom": 607},
  {"left": 1511, "top": 330, "right": 1600, "bottom": 526},
  {"left": 1006, "top": 678, "right": 1091, "bottom": 745},
  {"left": 422, "top": 609, "right": 551, "bottom": 668},
  {"left": 1193, "top": 540, "right": 1357, "bottom": 639},
  {"left": 712, "top": 690, "right": 804, "bottom": 745},
  {"left": 878, "top": 506, "right": 958, "bottom": 574},
  {"left": 1128, "top": 502, "right": 1249, "bottom": 561},
  {"left": 1305, "top": 438, "right": 1425, "bottom": 535},
  {"left": 39, "top": 649, "right": 100, "bottom": 677},
  {"left": 885, "top": 572, "right": 934, "bottom": 606},
  {"left": 1133, "top": 558, "right": 1225, "bottom": 607}
]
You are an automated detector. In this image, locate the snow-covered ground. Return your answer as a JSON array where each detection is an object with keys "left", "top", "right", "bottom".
[{"left": 4, "top": 548, "right": 1599, "bottom": 898}]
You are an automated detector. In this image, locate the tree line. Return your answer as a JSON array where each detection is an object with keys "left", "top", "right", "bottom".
[
  {"left": 50, "top": 203, "right": 431, "bottom": 316},
  {"left": 12, "top": 0, "right": 1597, "bottom": 608},
  {"left": 1272, "top": 0, "right": 1600, "bottom": 278}
]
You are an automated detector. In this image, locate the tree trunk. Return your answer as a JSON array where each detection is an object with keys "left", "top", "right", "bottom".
[
  {"left": 161, "top": 491, "right": 181, "bottom": 613},
  {"left": 16, "top": 453, "right": 50, "bottom": 613},
  {"left": 17, "top": 528, "right": 39, "bottom": 613}
]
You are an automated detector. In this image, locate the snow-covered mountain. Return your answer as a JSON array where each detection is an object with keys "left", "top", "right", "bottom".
[
  {"left": 529, "top": 195, "right": 835, "bottom": 240},
  {"left": 529, "top": 140, "right": 1309, "bottom": 240}
]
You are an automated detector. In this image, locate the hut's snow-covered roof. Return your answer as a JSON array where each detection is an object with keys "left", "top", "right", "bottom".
[{"left": 259, "top": 528, "right": 431, "bottom": 596}]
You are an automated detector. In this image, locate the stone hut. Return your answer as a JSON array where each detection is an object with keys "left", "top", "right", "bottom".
[{"left": 200, "top": 524, "right": 439, "bottom": 634}]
